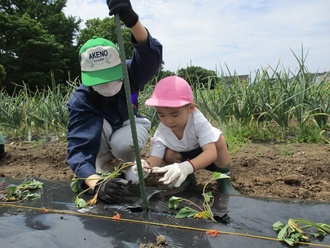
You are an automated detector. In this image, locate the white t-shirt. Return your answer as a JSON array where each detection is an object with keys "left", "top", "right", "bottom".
[{"left": 150, "top": 109, "right": 222, "bottom": 158}]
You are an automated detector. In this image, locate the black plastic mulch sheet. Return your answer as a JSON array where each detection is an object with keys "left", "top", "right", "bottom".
[{"left": 0, "top": 178, "right": 329, "bottom": 248}]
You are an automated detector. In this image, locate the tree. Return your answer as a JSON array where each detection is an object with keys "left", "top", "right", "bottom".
[
  {"left": 177, "top": 66, "right": 217, "bottom": 89},
  {"left": 0, "top": 0, "right": 81, "bottom": 93},
  {"left": 78, "top": 17, "right": 133, "bottom": 58}
]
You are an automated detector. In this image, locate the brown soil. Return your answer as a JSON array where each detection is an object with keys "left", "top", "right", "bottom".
[{"left": 0, "top": 140, "right": 329, "bottom": 202}]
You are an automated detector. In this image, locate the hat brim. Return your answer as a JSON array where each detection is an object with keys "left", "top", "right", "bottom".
[
  {"left": 145, "top": 98, "right": 191, "bottom": 108},
  {"left": 81, "top": 64, "right": 123, "bottom": 86}
]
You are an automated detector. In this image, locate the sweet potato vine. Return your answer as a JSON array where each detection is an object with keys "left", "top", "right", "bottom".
[
  {"left": 273, "top": 218, "right": 330, "bottom": 246},
  {"left": 0, "top": 178, "right": 44, "bottom": 202},
  {"left": 168, "top": 172, "right": 230, "bottom": 222},
  {"left": 70, "top": 162, "right": 132, "bottom": 209}
]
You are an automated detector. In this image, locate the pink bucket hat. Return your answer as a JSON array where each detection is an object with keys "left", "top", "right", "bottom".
[{"left": 145, "top": 76, "right": 193, "bottom": 107}]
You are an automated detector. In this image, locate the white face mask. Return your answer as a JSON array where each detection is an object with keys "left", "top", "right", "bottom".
[{"left": 92, "top": 80, "right": 123, "bottom": 97}]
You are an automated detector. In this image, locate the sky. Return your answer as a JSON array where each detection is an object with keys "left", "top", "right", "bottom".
[{"left": 63, "top": 0, "right": 330, "bottom": 76}]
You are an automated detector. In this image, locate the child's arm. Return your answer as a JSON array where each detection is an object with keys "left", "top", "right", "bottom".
[{"left": 146, "top": 156, "right": 163, "bottom": 168}]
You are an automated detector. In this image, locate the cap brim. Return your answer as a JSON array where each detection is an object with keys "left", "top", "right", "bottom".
[
  {"left": 81, "top": 64, "right": 123, "bottom": 86},
  {"left": 145, "top": 98, "right": 191, "bottom": 107}
]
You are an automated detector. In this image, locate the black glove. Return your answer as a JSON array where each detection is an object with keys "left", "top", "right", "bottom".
[
  {"left": 95, "top": 178, "right": 129, "bottom": 204},
  {"left": 107, "top": 0, "right": 139, "bottom": 28}
]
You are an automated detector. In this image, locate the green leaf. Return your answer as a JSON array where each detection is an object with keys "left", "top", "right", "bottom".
[
  {"left": 273, "top": 221, "right": 285, "bottom": 232},
  {"left": 5, "top": 179, "right": 43, "bottom": 201},
  {"left": 17, "top": 179, "right": 43, "bottom": 190},
  {"left": 212, "top": 172, "right": 222, "bottom": 179},
  {"left": 169, "top": 196, "right": 183, "bottom": 210},
  {"left": 70, "top": 178, "right": 80, "bottom": 193},
  {"left": 275, "top": 222, "right": 309, "bottom": 246},
  {"left": 6, "top": 185, "right": 18, "bottom": 198},
  {"left": 202, "top": 192, "right": 214, "bottom": 203},
  {"left": 21, "top": 191, "right": 41, "bottom": 201},
  {"left": 75, "top": 197, "right": 87, "bottom": 209},
  {"left": 212, "top": 172, "right": 230, "bottom": 180},
  {"left": 175, "top": 207, "right": 198, "bottom": 219},
  {"left": 29, "top": 193, "right": 41, "bottom": 200},
  {"left": 277, "top": 225, "right": 297, "bottom": 246}
]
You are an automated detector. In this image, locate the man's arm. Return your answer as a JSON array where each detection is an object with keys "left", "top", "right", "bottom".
[{"left": 130, "top": 20, "right": 148, "bottom": 44}]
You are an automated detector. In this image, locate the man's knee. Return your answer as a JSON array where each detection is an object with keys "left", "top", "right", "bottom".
[{"left": 110, "top": 124, "right": 149, "bottom": 161}]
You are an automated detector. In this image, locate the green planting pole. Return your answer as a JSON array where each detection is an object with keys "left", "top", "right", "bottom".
[{"left": 113, "top": 15, "right": 148, "bottom": 209}]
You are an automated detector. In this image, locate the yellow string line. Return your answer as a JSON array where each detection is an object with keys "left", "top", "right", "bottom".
[{"left": 1, "top": 203, "right": 329, "bottom": 248}]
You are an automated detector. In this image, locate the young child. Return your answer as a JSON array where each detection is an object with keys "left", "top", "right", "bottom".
[{"left": 132, "top": 76, "right": 239, "bottom": 195}]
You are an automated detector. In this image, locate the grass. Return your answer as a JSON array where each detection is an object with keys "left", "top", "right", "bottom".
[{"left": 0, "top": 54, "right": 329, "bottom": 146}]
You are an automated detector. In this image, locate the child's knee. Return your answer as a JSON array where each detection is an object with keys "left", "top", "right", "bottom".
[{"left": 163, "top": 149, "right": 182, "bottom": 164}]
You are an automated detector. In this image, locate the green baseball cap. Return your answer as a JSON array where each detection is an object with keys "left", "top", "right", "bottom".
[{"left": 79, "top": 36, "right": 123, "bottom": 86}]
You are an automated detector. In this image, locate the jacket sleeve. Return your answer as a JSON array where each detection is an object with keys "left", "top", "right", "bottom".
[{"left": 66, "top": 89, "right": 103, "bottom": 180}]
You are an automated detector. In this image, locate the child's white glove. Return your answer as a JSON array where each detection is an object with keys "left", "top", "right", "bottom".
[
  {"left": 132, "top": 159, "right": 151, "bottom": 177},
  {"left": 152, "top": 161, "right": 195, "bottom": 187},
  {"left": 125, "top": 159, "right": 151, "bottom": 184}
]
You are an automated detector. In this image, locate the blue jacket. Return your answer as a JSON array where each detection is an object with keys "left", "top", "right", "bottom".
[{"left": 67, "top": 32, "right": 163, "bottom": 180}]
